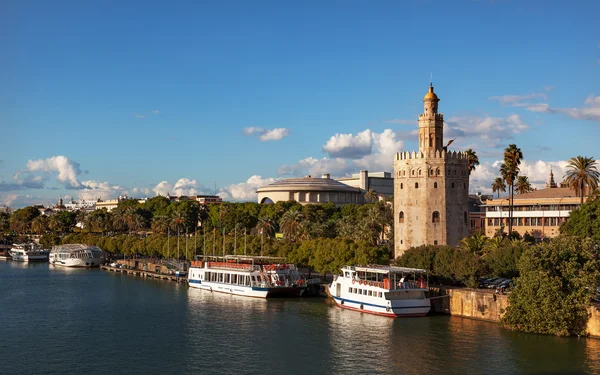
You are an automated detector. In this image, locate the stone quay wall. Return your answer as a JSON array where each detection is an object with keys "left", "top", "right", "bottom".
[{"left": 429, "top": 287, "right": 600, "bottom": 338}]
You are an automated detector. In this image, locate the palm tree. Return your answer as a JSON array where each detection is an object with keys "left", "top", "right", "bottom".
[
  {"left": 459, "top": 234, "right": 488, "bottom": 255},
  {"left": 171, "top": 211, "right": 187, "bottom": 259},
  {"left": 31, "top": 216, "right": 48, "bottom": 235},
  {"left": 564, "top": 156, "right": 600, "bottom": 205},
  {"left": 491, "top": 177, "right": 506, "bottom": 198},
  {"left": 465, "top": 148, "right": 480, "bottom": 175},
  {"left": 364, "top": 189, "right": 379, "bottom": 203},
  {"left": 257, "top": 216, "right": 276, "bottom": 239},
  {"left": 112, "top": 210, "right": 128, "bottom": 233},
  {"left": 501, "top": 144, "right": 523, "bottom": 237},
  {"left": 515, "top": 175, "right": 533, "bottom": 194},
  {"left": 484, "top": 236, "right": 505, "bottom": 253},
  {"left": 151, "top": 216, "right": 170, "bottom": 235},
  {"left": 48, "top": 214, "right": 62, "bottom": 234},
  {"left": 279, "top": 209, "right": 304, "bottom": 242},
  {"left": 129, "top": 213, "right": 145, "bottom": 233}
]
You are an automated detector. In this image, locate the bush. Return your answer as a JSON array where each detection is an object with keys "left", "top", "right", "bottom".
[{"left": 502, "top": 236, "right": 600, "bottom": 336}]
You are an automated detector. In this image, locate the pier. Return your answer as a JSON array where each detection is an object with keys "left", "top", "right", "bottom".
[{"left": 100, "top": 265, "right": 188, "bottom": 283}]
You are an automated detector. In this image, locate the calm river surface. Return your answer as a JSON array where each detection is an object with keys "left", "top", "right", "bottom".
[{"left": 1, "top": 261, "right": 598, "bottom": 375}]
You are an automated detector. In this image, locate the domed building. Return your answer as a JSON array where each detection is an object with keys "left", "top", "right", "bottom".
[{"left": 256, "top": 174, "right": 362, "bottom": 205}]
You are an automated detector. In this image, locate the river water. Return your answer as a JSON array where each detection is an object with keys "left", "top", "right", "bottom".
[{"left": 1, "top": 261, "right": 598, "bottom": 375}]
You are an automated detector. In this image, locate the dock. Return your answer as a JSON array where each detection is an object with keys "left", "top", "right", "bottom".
[{"left": 100, "top": 266, "right": 188, "bottom": 283}]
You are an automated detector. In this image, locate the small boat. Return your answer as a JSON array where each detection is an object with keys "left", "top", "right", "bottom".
[
  {"left": 329, "top": 265, "right": 431, "bottom": 317},
  {"left": 8, "top": 243, "right": 49, "bottom": 262},
  {"left": 49, "top": 244, "right": 106, "bottom": 267},
  {"left": 187, "top": 255, "right": 307, "bottom": 298}
]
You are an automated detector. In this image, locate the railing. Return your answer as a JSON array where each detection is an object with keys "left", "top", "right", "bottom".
[{"left": 162, "top": 259, "right": 186, "bottom": 270}]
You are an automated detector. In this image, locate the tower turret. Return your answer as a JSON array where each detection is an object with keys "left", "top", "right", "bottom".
[{"left": 418, "top": 83, "right": 444, "bottom": 154}]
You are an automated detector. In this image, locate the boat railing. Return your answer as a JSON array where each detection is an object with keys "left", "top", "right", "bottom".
[{"left": 207, "top": 261, "right": 257, "bottom": 271}]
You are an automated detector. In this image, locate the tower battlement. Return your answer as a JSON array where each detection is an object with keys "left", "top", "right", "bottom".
[
  {"left": 418, "top": 113, "right": 444, "bottom": 120},
  {"left": 394, "top": 150, "right": 468, "bottom": 161}
]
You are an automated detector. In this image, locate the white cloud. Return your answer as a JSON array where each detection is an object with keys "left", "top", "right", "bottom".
[
  {"left": 0, "top": 193, "right": 43, "bottom": 208},
  {"left": 135, "top": 114, "right": 146, "bottom": 119},
  {"left": 280, "top": 128, "right": 404, "bottom": 177},
  {"left": 260, "top": 128, "right": 290, "bottom": 141},
  {"left": 524, "top": 96, "right": 600, "bottom": 122},
  {"left": 151, "top": 110, "right": 160, "bottom": 114},
  {"left": 243, "top": 127, "right": 290, "bottom": 142},
  {"left": 131, "top": 187, "right": 151, "bottom": 196},
  {"left": 489, "top": 92, "right": 549, "bottom": 106},
  {"left": 443, "top": 114, "right": 529, "bottom": 148},
  {"left": 152, "top": 178, "right": 205, "bottom": 197},
  {"left": 26, "top": 156, "right": 83, "bottom": 188},
  {"left": 219, "top": 175, "right": 277, "bottom": 201},
  {"left": 78, "top": 180, "right": 128, "bottom": 201},
  {"left": 322, "top": 129, "right": 373, "bottom": 158}
]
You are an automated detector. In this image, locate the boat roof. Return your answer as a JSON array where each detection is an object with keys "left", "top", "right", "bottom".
[
  {"left": 52, "top": 244, "right": 102, "bottom": 252},
  {"left": 342, "top": 265, "right": 427, "bottom": 274}
]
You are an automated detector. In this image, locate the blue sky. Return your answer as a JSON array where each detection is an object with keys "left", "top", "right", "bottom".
[{"left": 2, "top": 0, "right": 599, "bottom": 207}]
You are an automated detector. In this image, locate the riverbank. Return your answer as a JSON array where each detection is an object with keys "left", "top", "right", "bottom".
[{"left": 428, "top": 287, "right": 600, "bottom": 338}]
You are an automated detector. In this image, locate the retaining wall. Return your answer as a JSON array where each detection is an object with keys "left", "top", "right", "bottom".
[{"left": 429, "top": 287, "right": 600, "bottom": 338}]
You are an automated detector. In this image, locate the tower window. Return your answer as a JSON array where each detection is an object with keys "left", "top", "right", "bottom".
[
  {"left": 412, "top": 170, "right": 415, "bottom": 176},
  {"left": 400, "top": 183, "right": 403, "bottom": 189},
  {"left": 434, "top": 240, "right": 438, "bottom": 245},
  {"left": 464, "top": 183, "right": 466, "bottom": 189},
  {"left": 436, "top": 169, "right": 440, "bottom": 176},
  {"left": 415, "top": 183, "right": 419, "bottom": 189},
  {"left": 464, "top": 212, "right": 468, "bottom": 224},
  {"left": 400, "top": 239, "right": 403, "bottom": 244},
  {"left": 454, "top": 170, "right": 457, "bottom": 176},
  {"left": 418, "top": 169, "right": 422, "bottom": 176},
  {"left": 434, "top": 182, "right": 438, "bottom": 189},
  {"left": 399, "top": 211, "right": 405, "bottom": 223},
  {"left": 452, "top": 182, "right": 455, "bottom": 188},
  {"left": 432, "top": 211, "right": 440, "bottom": 223}
]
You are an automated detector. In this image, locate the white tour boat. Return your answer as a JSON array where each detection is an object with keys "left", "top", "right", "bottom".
[
  {"left": 187, "top": 256, "right": 307, "bottom": 298},
  {"left": 329, "top": 265, "right": 431, "bottom": 317},
  {"left": 49, "top": 244, "right": 106, "bottom": 267},
  {"left": 8, "top": 243, "right": 49, "bottom": 262}
]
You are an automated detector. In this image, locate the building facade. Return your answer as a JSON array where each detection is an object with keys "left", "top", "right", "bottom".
[
  {"left": 256, "top": 174, "right": 362, "bottom": 205},
  {"left": 337, "top": 170, "right": 394, "bottom": 201},
  {"left": 393, "top": 84, "right": 470, "bottom": 258},
  {"left": 484, "top": 183, "right": 583, "bottom": 240}
]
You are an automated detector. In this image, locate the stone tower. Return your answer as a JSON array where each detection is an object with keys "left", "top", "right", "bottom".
[
  {"left": 393, "top": 84, "right": 470, "bottom": 258},
  {"left": 546, "top": 167, "right": 557, "bottom": 188}
]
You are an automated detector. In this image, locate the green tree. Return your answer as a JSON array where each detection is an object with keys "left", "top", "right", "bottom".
[
  {"left": 364, "top": 189, "right": 378, "bottom": 203},
  {"left": 560, "top": 191, "right": 600, "bottom": 244},
  {"left": 279, "top": 208, "right": 304, "bottom": 242},
  {"left": 515, "top": 175, "right": 533, "bottom": 194},
  {"left": 151, "top": 215, "right": 170, "bottom": 235},
  {"left": 31, "top": 216, "right": 48, "bottom": 235},
  {"left": 564, "top": 156, "right": 600, "bottom": 205},
  {"left": 9, "top": 206, "right": 40, "bottom": 233},
  {"left": 502, "top": 236, "right": 600, "bottom": 336},
  {"left": 459, "top": 233, "right": 488, "bottom": 255},
  {"left": 465, "top": 148, "right": 480, "bottom": 175},
  {"left": 491, "top": 177, "right": 507, "bottom": 198}
]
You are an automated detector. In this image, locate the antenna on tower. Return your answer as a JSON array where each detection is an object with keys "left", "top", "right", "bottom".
[{"left": 430, "top": 73, "right": 433, "bottom": 86}]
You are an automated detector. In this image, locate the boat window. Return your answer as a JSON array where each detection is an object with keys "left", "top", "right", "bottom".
[
  {"left": 368, "top": 291, "right": 372, "bottom": 296},
  {"left": 353, "top": 288, "right": 357, "bottom": 293}
]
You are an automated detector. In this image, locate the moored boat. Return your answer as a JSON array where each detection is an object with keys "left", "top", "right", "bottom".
[
  {"left": 8, "top": 243, "right": 49, "bottom": 262},
  {"left": 49, "top": 244, "right": 106, "bottom": 267},
  {"left": 329, "top": 265, "right": 430, "bottom": 317},
  {"left": 187, "top": 256, "right": 307, "bottom": 298}
]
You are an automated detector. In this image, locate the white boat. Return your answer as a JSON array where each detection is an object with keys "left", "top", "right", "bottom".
[
  {"left": 329, "top": 265, "right": 431, "bottom": 317},
  {"left": 49, "top": 244, "right": 106, "bottom": 267},
  {"left": 8, "top": 243, "right": 49, "bottom": 262},
  {"left": 187, "top": 256, "right": 307, "bottom": 298}
]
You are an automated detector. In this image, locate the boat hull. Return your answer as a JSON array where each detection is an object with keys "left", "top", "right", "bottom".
[
  {"left": 331, "top": 296, "right": 429, "bottom": 317},
  {"left": 8, "top": 253, "right": 48, "bottom": 262},
  {"left": 49, "top": 257, "right": 104, "bottom": 267}
]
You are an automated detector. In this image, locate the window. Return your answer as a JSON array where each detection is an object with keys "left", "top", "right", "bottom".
[
  {"left": 415, "top": 183, "right": 419, "bottom": 189},
  {"left": 411, "top": 170, "right": 415, "bottom": 176},
  {"left": 451, "top": 183, "right": 455, "bottom": 188},
  {"left": 348, "top": 287, "right": 352, "bottom": 293},
  {"left": 400, "top": 183, "right": 403, "bottom": 189},
  {"left": 434, "top": 240, "right": 438, "bottom": 245},
  {"left": 436, "top": 168, "right": 440, "bottom": 176},
  {"left": 464, "top": 212, "right": 468, "bottom": 224},
  {"left": 399, "top": 211, "right": 405, "bottom": 223},
  {"left": 464, "top": 183, "right": 466, "bottom": 189},
  {"left": 419, "top": 169, "right": 422, "bottom": 176},
  {"left": 434, "top": 182, "right": 438, "bottom": 188},
  {"left": 432, "top": 211, "right": 440, "bottom": 223},
  {"left": 400, "top": 239, "right": 403, "bottom": 244}
]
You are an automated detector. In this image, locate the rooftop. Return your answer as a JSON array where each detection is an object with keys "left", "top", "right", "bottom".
[{"left": 256, "top": 175, "right": 360, "bottom": 193}]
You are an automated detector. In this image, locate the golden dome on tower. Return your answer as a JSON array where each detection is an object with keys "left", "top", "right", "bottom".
[{"left": 423, "top": 84, "right": 439, "bottom": 101}]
